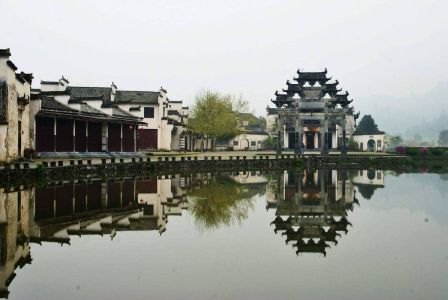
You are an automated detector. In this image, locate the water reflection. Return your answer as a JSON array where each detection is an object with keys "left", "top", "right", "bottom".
[
  {"left": 267, "top": 170, "right": 358, "bottom": 256},
  {"left": 189, "top": 174, "right": 265, "bottom": 230},
  {"left": 0, "top": 170, "right": 387, "bottom": 297}
]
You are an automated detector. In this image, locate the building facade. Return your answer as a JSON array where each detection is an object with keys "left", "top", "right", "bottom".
[
  {"left": 267, "top": 69, "right": 359, "bottom": 154},
  {"left": 30, "top": 78, "right": 190, "bottom": 154},
  {"left": 217, "top": 112, "right": 268, "bottom": 151},
  {"left": 353, "top": 133, "right": 385, "bottom": 152},
  {"left": 0, "top": 49, "right": 33, "bottom": 162}
]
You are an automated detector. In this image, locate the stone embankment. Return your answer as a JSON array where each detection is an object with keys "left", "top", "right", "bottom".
[{"left": 0, "top": 152, "right": 412, "bottom": 185}]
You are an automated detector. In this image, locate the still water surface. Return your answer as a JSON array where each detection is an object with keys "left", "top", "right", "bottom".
[{"left": 2, "top": 170, "right": 448, "bottom": 300}]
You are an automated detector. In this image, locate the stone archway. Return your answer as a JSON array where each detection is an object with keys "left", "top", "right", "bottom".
[
  {"left": 240, "top": 138, "right": 249, "bottom": 150},
  {"left": 367, "top": 139, "right": 376, "bottom": 152}
]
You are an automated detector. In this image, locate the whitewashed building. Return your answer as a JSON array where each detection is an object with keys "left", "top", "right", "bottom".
[
  {"left": 0, "top": 49, "right": 33, "bottom": 162},
  {"left": 218, "top": 112, "right": 268, "bottom": 151},
  {"left": 353, "top": 133, "right": 385, "bottom": 152},
  {"left": 30, "top": 78, "right": 190, "bottom": 153}
]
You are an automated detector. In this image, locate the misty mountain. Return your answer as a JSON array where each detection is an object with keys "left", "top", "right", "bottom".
[{"left": 357, "top": 82, "right": 448, "bottom": 139}]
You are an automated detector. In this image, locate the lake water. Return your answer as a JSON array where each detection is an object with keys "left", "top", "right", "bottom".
[{"left": 1, "top": 170, "right": 448, "bottom": 300}]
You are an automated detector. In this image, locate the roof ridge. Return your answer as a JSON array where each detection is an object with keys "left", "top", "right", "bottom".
[{"left": 117, "top": 90, "right": 159, "bottom": 93}]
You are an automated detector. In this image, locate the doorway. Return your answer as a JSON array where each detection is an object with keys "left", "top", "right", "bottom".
[
  {"left": 306, "top": 132, "right": 315, "bottom": 149},
  {"left": 367, "top": 139, "right": 376, "bottom": 152}
]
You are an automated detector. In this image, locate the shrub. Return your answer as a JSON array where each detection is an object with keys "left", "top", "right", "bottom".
[
  {"left": 406, "top": 147, "right": 419, "bottom": 155},
  {"left": 420, "top": 147, "right": 429, "bottom": 155},
  {"left": 395, "top": 146, "right": 406, "bottom": 154},
  {"left": 346, "top": 138, "right": 359, "bottom": 151},
  {"left": 430, "top": 147, "right": 445, "bottom": 156}
]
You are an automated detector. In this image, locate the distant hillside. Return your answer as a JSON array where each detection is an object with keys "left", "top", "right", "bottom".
[{"left": 357, "top": 82, "right": 448, "bottom": 139}]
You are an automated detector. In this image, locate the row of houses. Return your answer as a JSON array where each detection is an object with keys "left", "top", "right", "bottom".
[{"left": 0, "top": 49, "right": 212, "bottom": 162}]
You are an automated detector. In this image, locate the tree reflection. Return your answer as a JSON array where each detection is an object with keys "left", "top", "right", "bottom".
[{"left": 188, "top": 176, "right": 258, "bottom": 230}]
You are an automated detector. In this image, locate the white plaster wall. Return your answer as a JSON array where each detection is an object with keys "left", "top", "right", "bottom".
[
  {"left": 229, "top": 133, "right": 268, "bottom": 150},
  {"left": 0, "top": 58, "right": 31, "bottom": 161},
  {"left": 29, "top": 100, "right": 41, "bottom": 149},
  {"left": 346, "top": 115, "right": 355, "bottom": 137},
  {"left": 170, "top": 126, "right": 185, "bottom": 150},
  {"left": 40, "top": 82, "right": 66, "bottom": 92},
  {"left": 160, "top": 120, "right": 173, "bottom": 150},
  {"left": 353, "top": 134, "right": 385, "bottom": 152},
  {"left": 167, "top": 102, "right": 182, "bottom": 111},
  {"left": 266, "top": 114, "right": 277, "bottom": 135}
]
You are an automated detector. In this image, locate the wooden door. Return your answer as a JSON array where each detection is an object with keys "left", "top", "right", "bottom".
[
  {"left": 122, "top": 125, "right": 135, "bottom": 152},
  {"left": 138, "top": 129, "right": 157, "bottom": 150},
  {"left": 87, "top": 122, "right": 102, "bottom": 152},
  {"left": 75, "top": 121, "right": 87, "bottom": 152},
  {"left": 108, "top": 123, "right": 121, "bottom": 152},
  {"left": 56, "top": 119, "right": 74, "bottom": 152},
  {"left": 36, "top": 117, "right": 55, "bottom": 152}
]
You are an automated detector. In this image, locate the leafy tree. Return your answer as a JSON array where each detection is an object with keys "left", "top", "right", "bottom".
[
  {"left": 438, "top": 130, "right": 448, "bottom": 146},
  {"left": 188, "top": 91, "right": 243, "bottom": 151},
  {"left": 262, "top": 136, "right": 277, "bottom": 149},
  {"left": 188, "top": 176, "right": 257, "bottom": 231},
  {"left": 346, "top": 138, "right": 359, "bottom": 150},
  {"left": 354, "top": 115, "right": 384, "bottom": 135},
  {"left": 386, "top": 135, "right": 403, "bottom": 150}
]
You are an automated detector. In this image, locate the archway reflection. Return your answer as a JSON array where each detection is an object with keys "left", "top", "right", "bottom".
[
  {"left": 0, "top": 169, "right": 384, "bottom": 297},
  {"left": 267, "top": 170, "right": 358, "bottom": 256}
]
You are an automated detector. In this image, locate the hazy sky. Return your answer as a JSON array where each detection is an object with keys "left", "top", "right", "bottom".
[{"left": 1, "top": 0, "right": 447, "bottom": 116}]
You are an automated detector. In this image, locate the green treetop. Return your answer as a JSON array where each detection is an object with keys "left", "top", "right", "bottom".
[{"left": 354, "top": 114, "right": 384, "bottom": 135}]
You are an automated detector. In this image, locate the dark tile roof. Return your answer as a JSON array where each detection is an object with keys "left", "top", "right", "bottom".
[
  {"left": 67, "top": 86, "right": 112, "bottom": 101},
  {"left": 15, "top": 73, "right": 25, "bottom": 83},
  {"left": 39, "top": 90, "right": 70, "bottom": 96},
  {"left": 167, "top": 110, "right": 181, "bottom": 116},
  {"left": 41, "top": 97, "right": 76, "bottom": 112},
  {"left": 41, "top": 81, "right": 60, "bottom": 85},
  {"left": 115, "top": 90, "right": 159, "bottom": 104},
  {"left": 129, "top": 106, "right": 141, "bottom": 112},
  {"left": 39, "top": 97, "right": 141, "bottom": 124},
  {"left": 266, "top": 107, "right": 278, "bottom": 115},
  {"left": 112, "top": 107, "right": 137, "bottom": 118},
  {"left": 6, "top": 60, "right": 17, "bottom": 71},
  {"left": 18, "top": 72, "right": 33, "bottom": 84},
  {"left": 0, "top": 48, "right": 11, "bottom": 57},
  {"left": 80, "top": 104, "right": 107, "bottom": 116}
]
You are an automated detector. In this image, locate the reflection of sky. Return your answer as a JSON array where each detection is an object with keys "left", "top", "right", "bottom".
[
  {"left": 9, "top": 174, "right": 448, "bottom": 300},
  {"left": 359, "top": 173, "right": 448, "bottom": 225}
]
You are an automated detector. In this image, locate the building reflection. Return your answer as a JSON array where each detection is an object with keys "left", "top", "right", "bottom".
[
  {"left": 0, "top": 169, "right": 384, "bottom": 297},
  {"left": 267, "top": 170, "right": 364, "bottom": 256}
]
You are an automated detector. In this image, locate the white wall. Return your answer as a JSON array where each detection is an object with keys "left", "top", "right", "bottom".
[
  {"left": 353, "top": 134, "right": 385, "bottom": 152},
  {"left": 229, "top": 133, "right": 268, "bottom": 150},
  {"left": 0, "top": 57, "right": 31, "bottom": 162}
]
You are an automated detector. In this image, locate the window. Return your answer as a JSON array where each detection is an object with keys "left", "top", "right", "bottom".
[
  {"left": 233, "top": 141, "right": 238, "bottom": 146},
  {"left": 251, "top": 141, "right": 256, "bottom": 146},
  {"left": 144, "top": 107, "right": 154, "bottom": 118},
  {"left": 377, "top": 140, "right": 382, "bottom": 148}
]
